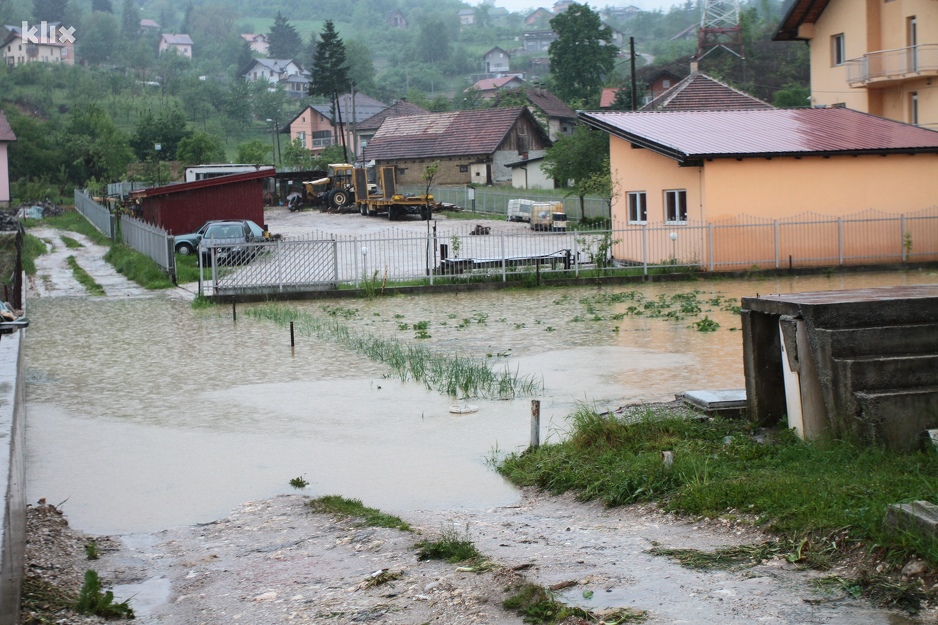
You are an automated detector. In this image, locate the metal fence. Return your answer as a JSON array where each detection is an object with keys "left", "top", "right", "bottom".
[
  {"left": 399, "top": 185, "right": 611, "bottom": 222},
  {"left": 120, "top": 215, "right": 175, "bottom": 275},
  {"left": 73, "top": 190, "right": 115, "bottom": 238},
  {"left": 201, "top": 210, "right": 938, "bottom": 296},
  {"left": 107, "top": 181, "right": 148, "bottom": 199}
]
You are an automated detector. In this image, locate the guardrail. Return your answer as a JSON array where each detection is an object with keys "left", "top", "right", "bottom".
[{"left": 846, "top": 43, "right": 938, "bottom": 85}]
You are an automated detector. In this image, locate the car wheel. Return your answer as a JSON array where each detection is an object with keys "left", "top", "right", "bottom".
[{"left": 176, "top": 242, "right": 194, "bottom": 256}]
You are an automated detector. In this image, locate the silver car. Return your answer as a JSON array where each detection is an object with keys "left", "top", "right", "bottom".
[{"left": 199, "top": 221, "right": 257, "bottom": 265}]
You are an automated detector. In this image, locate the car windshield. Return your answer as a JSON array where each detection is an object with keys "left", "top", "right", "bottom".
[{"left": 206, "top": 225, "right": 243, "bottom": 239}]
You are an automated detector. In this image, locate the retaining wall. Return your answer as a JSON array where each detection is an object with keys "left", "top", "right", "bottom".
[{"left": 0, "top": 329, "right": 26, "bottom": 625}]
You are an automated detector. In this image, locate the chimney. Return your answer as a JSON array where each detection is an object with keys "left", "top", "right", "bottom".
[{"left": 690, "top": 57, "right": 699, "bottom": 74}]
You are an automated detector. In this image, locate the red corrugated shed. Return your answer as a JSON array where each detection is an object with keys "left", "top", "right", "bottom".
[{"left": 131, "top": 169, "right": 272, "bottom": 235}]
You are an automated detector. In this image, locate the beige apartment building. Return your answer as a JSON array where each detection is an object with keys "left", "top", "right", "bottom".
[{"left": 775, "top": 0, "right": 937, "bottom": 130}]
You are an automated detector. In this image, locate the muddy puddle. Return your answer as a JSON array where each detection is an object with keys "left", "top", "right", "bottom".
[{"left": 24, "top": 269, "right": 937, "bottom": 534}]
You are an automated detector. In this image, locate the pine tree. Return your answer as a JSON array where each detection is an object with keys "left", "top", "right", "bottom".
[
  {"left": 267, "top": 11, "right": 302, "bottom": 60},
  {"left": 308, "top": 20, "right": 349, "bottom": 159},
  {"left": 120, "top": 0, "right": 140, "bottom": 40}
]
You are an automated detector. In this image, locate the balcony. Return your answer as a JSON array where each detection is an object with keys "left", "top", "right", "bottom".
[
  {"left": 312, "top": 137, "right": 334, "bottom": 148},
  {"left": 846, "top": 43, "right": 938, "bottom": 87}
]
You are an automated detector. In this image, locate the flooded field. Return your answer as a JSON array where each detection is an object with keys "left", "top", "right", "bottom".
[{"left": 24, "top": 269, "right": 937, "bottom": 534}]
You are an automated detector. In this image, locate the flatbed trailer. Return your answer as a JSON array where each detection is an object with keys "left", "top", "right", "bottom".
[{"left": 353, "top": 167, "right": 434, "bottom": 220}]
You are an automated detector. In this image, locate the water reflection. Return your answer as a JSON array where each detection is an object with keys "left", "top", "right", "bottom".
[{"left": 24, "top": 270, "right": 937, "bottom": 533}]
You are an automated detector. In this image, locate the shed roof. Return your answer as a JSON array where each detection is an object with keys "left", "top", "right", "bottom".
[
  {"left": 364, "top": 107, "right": 550, "bottom": 161},
  {"left": 309, "top": 92, "right": 387, "bottom": 124},
  {"left": 357, "top": 99, "right": 429, "bottom": 132},
  {"left": 471, "top": 76, "right": 525, "bottom": 92},
  {"left": 579, "top": 107, "right": 938, "bottom": 163},
  {"left": 130, "top": 168, "right": 273, "bottom": 198},
  {"left": 524, "top": 87, "right": 576, "bottom": 119},
  {"left": 0, "top": 111, "right": 16, "bottom": 142},
  {"left": 642, "top": 72, "right": 772, "bottom": 111}
]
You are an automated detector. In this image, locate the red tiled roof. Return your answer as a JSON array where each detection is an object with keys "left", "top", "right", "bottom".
[
  {"left": 357, "top": 99, "right": 429, "bottom": 132},
  {"left": 642, "top": 72, "right": 772, "bottom": 112},
  {"left": 0, "top": 111, "right": 16, "bottom": 142},
  {"left": 471, "top": 76, "right": 524, "bottom": 91},
  {"left": 600, "top": 88, "right": 619, "bottom": 108},
  {"left": 580, "top": 107, "right": 938, "bottom": 163},
  {"left": 774, "top": 0, "right": 831, "bottom": 41},
  {"left": 524, "top": 87, "right": 576, "bottom": 119},
  {"left": 364, "top": 107, "right": 549, "bottom": 161}
]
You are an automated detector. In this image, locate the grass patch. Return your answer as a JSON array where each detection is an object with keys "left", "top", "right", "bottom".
[
  {"left": 245, "top": 303, "right": 543, "bottom": 399},
  {"left": 20, "top": 232, "right": 47, "bottom": 276},
  {"left": 649, "top": 542, "right": 786, "bottom": 570},
  {"left": 503, "top": 582, "right": 646, "bottom": 624},
  {"left": 289, "top": 475, "right": 309, "bottom": 488},
  {"left": 308, "top": 495, "right": 411, "bottom": 531},
  {"left": 498, "top": 405, "right": 938, "bottom": 582},
  {"left": 24, "top": 212, "right": 111, "bottom": 246},
  {"left": 74, "top": 570, "right": 134, "bottom": 619},
  {"left": 415, "top": 524, "right": 482, "bottom": 563},
  {"left": 438, "top": 210, "right": 504, "bottom": 221},
  {"left": 20, "top": 574, "right": 76, "bottom": 618},
  {"left": 104, "top": 244, "right": 174, "bottom": 289},
  {"left": 174, "top": 252, "right": 203, "bottom": 285},
  {"left": 66, "top": 256, "right": 106, "bottom": 295},
  {"left": 60, "top": 235, "right": 83, "bottom": 248},
  {"left": 84, "top": 540, "right": 99, "bottom": 560}
]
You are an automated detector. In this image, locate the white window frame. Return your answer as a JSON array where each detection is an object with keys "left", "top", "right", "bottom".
[
  {"left": 832, "top": 33, "right": 845, "bottom": 66},
  {"left": 627, "top": 191, "right": 647, "bottom": 224},
  {"left": 664, "top": 189, "right": 687, "bottom": 224}
]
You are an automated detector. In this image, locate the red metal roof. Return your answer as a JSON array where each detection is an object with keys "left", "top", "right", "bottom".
[
  {"left": 364, "top": 107, "right": 550, "bottom": 161},
  {"left": 130, "top": 168, "right": 274, "bottom": 198},
  {"left": 0, "top": 111, "right": 16, "bottom": 142},
  {"left": 580, "top": 107, "right": 938, "bottom": 162},
  {"left": 599, "top": 88, "right": 620, "bottom": 108},
  {"left": 641, "top": 72, "right": 772, "bottom": 112}
]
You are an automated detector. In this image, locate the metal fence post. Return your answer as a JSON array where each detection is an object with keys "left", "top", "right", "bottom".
[
  {"left": 838, "top": 217, "right": 843, "bottom": 265},
  {"left": 642, "top": 226, "right": 648, "bottom": 275},
  {"left": 500, "top": 235, "right": 506, "bottom": 282},
  {"left": 573, "top": 236, "right": 579, "bottom": 278},
  {"left": 774, "top": 220, "right": 779, "bottom": 269},
  {"left": 333, "top": 239, "right": 339, "bottom": 284},
  {"left": 901, "top": 214, "right": 906, "bottom": 262},
  {"left": 708, "top": 223, "right": 714, "bottom": 272}
]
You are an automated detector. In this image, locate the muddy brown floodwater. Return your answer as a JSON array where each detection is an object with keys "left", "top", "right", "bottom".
[{"left": 21, "top": 221, "right": 938, "bottom": 623}]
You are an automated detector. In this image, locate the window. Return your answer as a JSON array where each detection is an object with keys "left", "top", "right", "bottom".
[
  {"left": 627, "top": 192, "right": 647, "bottom": 223},
  {"left": 664, "top": 190, "right": 687, "bottom": 223},
  {"left": 832, "top": 33, "right": 845, "bottom": 66},
  {"left": 296, "top": 131, "right": 306, "bottom": 145},
  {"left": 911, "top": 92, "right": 919, "bottom": 125},
  {"left": 459, "top": 165, "right": 468, "bottom": 172},
  {"left": 662, "top": 79, "right": 671, "bottom": 88}
]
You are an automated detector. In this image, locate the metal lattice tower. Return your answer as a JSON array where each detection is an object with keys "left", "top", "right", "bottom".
[{"left": 697, "top": 0, "right": 744, "bottom": 60}]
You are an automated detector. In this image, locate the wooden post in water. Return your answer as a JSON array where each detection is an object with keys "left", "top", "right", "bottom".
[
  {"left": 290, "top": 321, "right": 295, "bottom": 347},
  {"left": 530, "top": 400, "right": 540, "bottom": 449},
  {"left": 232, "top": 300, "right": 236, "bottom": 321}
]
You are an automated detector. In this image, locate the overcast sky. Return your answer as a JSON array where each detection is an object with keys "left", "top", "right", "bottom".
[{"left": 487, "top": 0, "right": 686, "bottom": 14}]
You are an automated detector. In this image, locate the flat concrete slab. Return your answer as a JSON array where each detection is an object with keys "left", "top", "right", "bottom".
[
  {"left": 884, "top": 500, "right": 938, "bottom": 539},
  {"left": 683, "top": 389, "right": 747, "bottom": 415}
]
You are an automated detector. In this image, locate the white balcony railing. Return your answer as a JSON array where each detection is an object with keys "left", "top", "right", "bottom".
[{"left": 846, "top": 43, "right": 938, "bottom": 86}]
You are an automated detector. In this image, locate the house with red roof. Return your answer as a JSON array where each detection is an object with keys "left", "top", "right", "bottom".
[
  {"left": 287, "top": 93, "right": 388, "bottom": 159},
  {"left": 641, "top": 67, "right": 772, "bottom": 111},
  {"left": 362, "top": 107, "right": 552, "bottom": 186},
  {"left": 581, "top": 107, "right": 938, "bottom": 266},
  {"left": 468, "top": 75, "right": 525, "bottom": 100},
  {"left": 0, "top": 111, "right": 15, "bottom": 208}
]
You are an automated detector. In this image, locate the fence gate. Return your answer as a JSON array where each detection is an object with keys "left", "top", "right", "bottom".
[{"left": 202, "top": 238, "right": 339, "bottom": 296}]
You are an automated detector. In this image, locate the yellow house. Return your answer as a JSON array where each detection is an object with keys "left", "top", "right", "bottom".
[
  {"left": 580, "top": 107, "right": 938, "bottom": 269},
  {"left": 775, "top": 0, "right": 937, "bottom": 130}
]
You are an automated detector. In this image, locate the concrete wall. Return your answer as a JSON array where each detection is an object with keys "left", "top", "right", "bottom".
[
  {"left": 0, "top": 329, "right": 26, "bottom": 625},
  {"left": 0, "top": 143, "right": 9, "bottom": 208}
]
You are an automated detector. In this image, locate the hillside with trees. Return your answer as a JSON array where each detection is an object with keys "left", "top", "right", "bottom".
[{"left": 0, "top": 0, "right": 807, "bottom": 200}]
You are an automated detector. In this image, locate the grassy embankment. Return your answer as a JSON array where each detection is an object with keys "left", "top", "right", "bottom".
[{"left": 498, "top": 403, "right": 938, "bottom": 613}]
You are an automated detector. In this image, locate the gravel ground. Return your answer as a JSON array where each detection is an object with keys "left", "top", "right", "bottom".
[{"left": 19, "top": 211, "right": 938, "bottom": 624}]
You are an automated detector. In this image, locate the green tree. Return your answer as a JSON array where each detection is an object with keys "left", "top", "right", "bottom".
[
  {"left": 344, "top": 39, "right": 376, "bottom": 95},
  {"left": 91, "top": 0, "right": 111, "bottom": 13},
  {"left": 130, "top": 107, "right": 191, "bottom": 160},
  {"left": 177, "top": 131, "right": 225, "bottom": 165},
  {"left": 77, "top": 11, "right": 119, "bottom": 65},
  {"left": 548, "top": 2, "right": 617, "bottom": 104},
  {"left": 119, "top": 0, "right": 139, "bottom": 40},
  {"left": 281, "top": 137, "right": 317, "bottom": 170},
  {"left": 61, "top": 104, "right": 134, "bottom": 184},
  {"left": 33, "top": 0, "right": 67, "bottom": 21},
  {"left": 236, "top": 139, "right": 271, "bottom": 164},
  {"left": 541, "top": 124, "right": 609, "bottom": 219},
  {"left": 267, "top": 11, "right": 302, "bottom": 59},
  {"left": 772, "top": 83, "right": 811, "bottom": 108},
  {"left": 309, "top": 20, "right": 349, "bottom": 159}
]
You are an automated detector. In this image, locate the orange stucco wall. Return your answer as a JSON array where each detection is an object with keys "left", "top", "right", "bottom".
[
  {"left": 808, "top": 0, "right": 938, "bottom": 129},
  {"left": 607, "top": 134, "right": 938, "bottom": 269}
]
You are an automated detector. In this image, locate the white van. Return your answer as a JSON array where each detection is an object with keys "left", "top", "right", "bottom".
[{"left": 507, "top": 198, "right": 537, "bottom": 222}]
